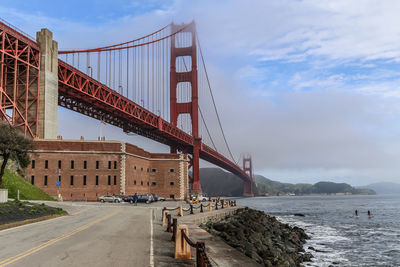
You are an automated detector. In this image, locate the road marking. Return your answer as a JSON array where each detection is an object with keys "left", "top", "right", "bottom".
[
  {"left": 150, "top": 209, "right": 154, "bottom": 267},
  {"left": 0, "top": 207, "right": 123, "bottom": 267}
]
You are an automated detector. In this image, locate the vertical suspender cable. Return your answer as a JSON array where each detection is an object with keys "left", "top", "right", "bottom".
[
  {"left": 108, "top": 50, "right": 111, "bottom": 87},
  {"left": 162, "top": 38, "right": 165, "bottom": 119},
  {"left": 127, "top": 44, "right": 129, "bottom": 98},
  {"left": 152, "top": 41, "right": 154, "bottom": 112},
  {"left": 86, "top": 52, "right": 90, "bottom": 75},
  {"left": 147, "top": 39, "right": 149, "bottom": 109},
  {"left": 105, "top": 51, "right": 108, "bottom": 85},
  {"left": 97, "top": 52, "right": 100, "bottom": 81},
  {"left": 113, "top": 50, "right": 116, "bottom": 90},
  {"left": 133, "top": 44, "right": 136, "bottom": 102}
]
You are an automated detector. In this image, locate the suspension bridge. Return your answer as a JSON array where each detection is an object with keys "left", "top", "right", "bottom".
[{"left": 0, "top": 19, "right": 254, "bottom": 196}]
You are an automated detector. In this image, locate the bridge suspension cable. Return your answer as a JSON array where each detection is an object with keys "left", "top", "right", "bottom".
[
  {"left": 59, "top": 24, "right": 186, "bottom": 54},
  {"left": 58, "top": 24, "right": 177, "bottom": 123},
  {"left": 58, "top": 22, "right": 237, "bottom": 165},
  {"left": 197, "top": 36, "right": 238, "bottom": 165},
  {"left": 199, "top": 106, "right": 218, "bottom": 152}
]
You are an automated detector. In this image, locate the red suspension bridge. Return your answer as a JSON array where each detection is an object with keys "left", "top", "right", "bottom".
[{"left": 0, "top": 19, "right": 254, "bottom": 196}]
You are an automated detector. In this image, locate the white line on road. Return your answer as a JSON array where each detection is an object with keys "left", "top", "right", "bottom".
[
  {"left": 150, "top": 209, "right": 154, "bottom": 267},
  {"left": 0, "top": 208, "right": 123, "bottom": 266}
]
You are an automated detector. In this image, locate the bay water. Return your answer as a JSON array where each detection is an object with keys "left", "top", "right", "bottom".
[{"left": 237, "top": 195, "right": 400, "bottom": 266}]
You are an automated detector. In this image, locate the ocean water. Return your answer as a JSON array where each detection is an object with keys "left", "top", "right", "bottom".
[{"left": 237, "top": 195, "right": 400, "bottom": 267}]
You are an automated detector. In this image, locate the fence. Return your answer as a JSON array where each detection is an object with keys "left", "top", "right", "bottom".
[
  {"left": 162, "top": 199, "right": 237, "bottom": 267},
  {"left": 163, "top": 200, "right": 237, "bottom": 218}
]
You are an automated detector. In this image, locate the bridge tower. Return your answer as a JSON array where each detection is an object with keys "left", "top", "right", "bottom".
[
  {"left": 170, "top": 21, "right": 202, "bottom": 193},
  {"left": 243, "top": 156, "right": 254, "bottom": 196},
  {"left": 36, "top": 28, "right": 58, "bottom": 139}
]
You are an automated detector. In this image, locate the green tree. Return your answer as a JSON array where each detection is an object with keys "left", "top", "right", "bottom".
[{"left": 0, "top": 122, "right": 33, "bottom": 185}]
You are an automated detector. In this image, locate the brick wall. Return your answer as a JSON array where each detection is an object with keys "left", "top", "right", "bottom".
[{"left": 27, "top": 139, "right": 189, "bottom": 201}]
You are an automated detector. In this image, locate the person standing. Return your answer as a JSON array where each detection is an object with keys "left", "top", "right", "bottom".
[
  {"left": 133, "top": 193, "right": 138, "bottom": 206},
  {"left": 355, "top": 209, "right": 358, "bottom": 217}
]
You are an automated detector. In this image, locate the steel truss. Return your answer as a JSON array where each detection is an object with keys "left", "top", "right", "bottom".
[{"left": 0, "top": 22, "right": 40, "bottom": 137}]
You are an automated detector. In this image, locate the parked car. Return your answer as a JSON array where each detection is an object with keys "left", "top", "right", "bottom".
[
  {"left": 151, "top": 194, "right": 165, "bottom": 202},
  {"left": 98, "top": 195, "right": 123, "bottom": 203},
  {"left": 123, "top": 195, "right": 135, "bottom": 203},
  {"left": 156, "top": 195, "right": 166, "bottom": 201},
  {"left": 193, "top": 195, "right": 208, "bottom": 202},
  {"left": 137, "top": 194, "right": 154, "bottom": 203}
]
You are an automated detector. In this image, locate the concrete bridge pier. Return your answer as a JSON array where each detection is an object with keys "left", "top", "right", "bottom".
[{"left": 36, "top": 28, "right": 58, "bottom": 139}]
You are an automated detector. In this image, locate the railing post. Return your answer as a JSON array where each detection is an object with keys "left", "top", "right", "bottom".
[
  {"left": 166, "top": 214, "right": 172, "bottom": 232},
  {"left": 177, "top": 205, "right": 183, "bottom": 216},
  {"left": 196, "top": 242, "right": 206, "bottom": 267},
  {"left": 175, "top": 224, "right": 191, "bottom": 259},
  {"left": 162, "top": 207, "right": 166, "bottom": 221},
  {"left": 190, "top": 204, "right": 194, "bottom": 214},
  {"left": 171, "top": 218, "right": 177, "bottom": 242},
  {"left": 200, "top": 204, "right": 203, "bottom": 213},
  {"left": 196, "top": 243, "right": 201, "bottom": 267},
  {"left": 162, "top": 210, "right": 169, "bottom": 227}
]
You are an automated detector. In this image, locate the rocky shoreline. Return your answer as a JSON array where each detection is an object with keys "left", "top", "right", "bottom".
[{"left": 201, "top": 207, "right": 313, "bottom": 267}]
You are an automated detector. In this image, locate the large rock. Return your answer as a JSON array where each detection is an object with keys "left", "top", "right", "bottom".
[{"left": 201, "top": 208, "right": 312, "bottom": 267}]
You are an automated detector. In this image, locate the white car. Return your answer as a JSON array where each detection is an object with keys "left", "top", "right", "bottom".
[
  {"left": 194, "top": 195, "right": 208, "bottom": 202},
  {"left": 98, "top": 195, "right": 123, "bottom": 203}
]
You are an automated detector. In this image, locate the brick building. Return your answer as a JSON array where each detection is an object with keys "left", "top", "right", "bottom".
[{"left": 27, "top": 139, "right": 189, "bottom": 201}]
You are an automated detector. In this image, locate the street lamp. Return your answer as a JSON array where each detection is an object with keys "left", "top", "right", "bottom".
[{"left": 87, "top": 66, "right": 93, "bottom": 77}]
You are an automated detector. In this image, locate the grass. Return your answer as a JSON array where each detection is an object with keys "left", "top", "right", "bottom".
[{"left": 0, "top": 169, "right": 55, "bottom": 201}]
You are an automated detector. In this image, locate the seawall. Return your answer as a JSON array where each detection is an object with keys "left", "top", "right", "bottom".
[{"left": 172, "top": 205, "right": 312, "bottom": 266}]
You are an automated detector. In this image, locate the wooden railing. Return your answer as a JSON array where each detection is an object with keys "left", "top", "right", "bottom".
[{"left": 162, "top": 200, "right": 237, "bottom": 266}]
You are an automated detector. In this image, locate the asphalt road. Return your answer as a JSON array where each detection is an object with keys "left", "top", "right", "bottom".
[{"left": 0, "top": 203, "right": 155, "bottom": 267}]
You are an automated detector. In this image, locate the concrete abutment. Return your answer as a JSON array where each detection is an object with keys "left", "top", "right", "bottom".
[{"left": 36, "top": 28, "right": 58, "bottom": 139}]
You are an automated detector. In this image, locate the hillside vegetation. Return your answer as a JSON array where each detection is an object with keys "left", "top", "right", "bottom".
[
  {"left": 199, "top": 168, "right": 375, "bottom": 196},
  {"left": 0, "top": 169, "right": 55, "bottom": 201},
  {"left": 255, "top": 175, "right": 375, "bottom": 196}
]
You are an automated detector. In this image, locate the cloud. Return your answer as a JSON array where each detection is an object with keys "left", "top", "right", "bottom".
[{"left": 3, "top": 1, "right": 400, "bottom": 185}]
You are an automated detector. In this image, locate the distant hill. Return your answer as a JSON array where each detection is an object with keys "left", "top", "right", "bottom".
[
  {"left": 199, "top": 168, "right": 375, "bottom": 196},
  {"left": 360, "top": 182, "right": 400, "bottom": 194},
  {"left": 199, "top": 168, "right": 243, "bottom": 197}
]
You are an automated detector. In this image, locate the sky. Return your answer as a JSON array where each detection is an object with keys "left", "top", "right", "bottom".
[{"left": 2, "top": 0, "right": 400, "bottom": 186}]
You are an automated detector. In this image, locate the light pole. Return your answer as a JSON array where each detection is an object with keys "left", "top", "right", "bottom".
[{"left": 87, "top": 66, "right": 93, "bottom": 77}]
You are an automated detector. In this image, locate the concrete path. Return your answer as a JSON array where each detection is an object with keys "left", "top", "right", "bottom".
[{"left": 0, "top": 203, "right": 154, "bottom": 267}]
